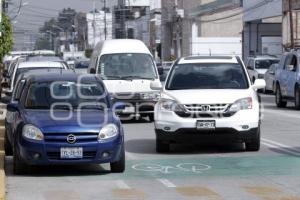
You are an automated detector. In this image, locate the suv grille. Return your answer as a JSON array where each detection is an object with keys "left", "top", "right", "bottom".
[{"left": 176, "top": 104, "right": 231, "bottom": 118}]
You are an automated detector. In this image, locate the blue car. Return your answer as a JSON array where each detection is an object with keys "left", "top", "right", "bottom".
[
  {"left": 275, "top": 51, "right": 300, "bottom": 109},
  {"left": 4, "top": 72, "right": 125, "bottom": 174}
]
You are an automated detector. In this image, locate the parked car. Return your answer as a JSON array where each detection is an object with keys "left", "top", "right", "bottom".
[
  {"left": 88, "top": 39, "right": 163, "bottom": 121},
  {"left": 74, "top": 59, "right": 90, "bottom": 74},
  {"left": 275, "top": 52, "right": 300, "bottom": 109},
  {"left": 246, "top": 56, "right": 280, "bottom": 83},
  {"left": 151, "top": 56, "right": 266, "bottom": 152},
  {"left": 264, "top": 63, "right": 278, "bottom": 93},
  {"left": 1, "top": 61, "right": 68, "bottom": 101},
  {"left": 158, "top": 61, "right": 174, "bottom": 82},
  {"left": 5, "top": 72, "right": 125, "bottom": 174}
]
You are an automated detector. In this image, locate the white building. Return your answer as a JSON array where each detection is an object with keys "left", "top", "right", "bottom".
[{"left": 87, "top": 10, "right": 113, "bottom": 48}]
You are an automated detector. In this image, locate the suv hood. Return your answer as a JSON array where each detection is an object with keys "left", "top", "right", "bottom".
[
  {"left": 104, "top": 79, "right": 160, "bottom": 93},
  {"left": 23, "top": 110, "right": 114, "bottom": 133},
  {"left": 163, "top": 89, "right": 253, "bottom": 104}
]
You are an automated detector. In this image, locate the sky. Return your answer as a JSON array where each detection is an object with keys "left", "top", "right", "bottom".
[{"left": 9, "top": 0, "right": 117, "bottom": 33}]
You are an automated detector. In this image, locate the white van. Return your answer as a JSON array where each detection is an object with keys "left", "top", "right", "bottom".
[{"left": 88, "top": 39, "right": 162, "bottom": 121}]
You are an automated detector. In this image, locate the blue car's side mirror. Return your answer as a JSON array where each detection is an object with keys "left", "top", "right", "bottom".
[
  {"left": 7, "top": 103, "right": 19, "bottom": 112},
  {"left": 114, "top": 102, "right": 126, "bottom": 110}
]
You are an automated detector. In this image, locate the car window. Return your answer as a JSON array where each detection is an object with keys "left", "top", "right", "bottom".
[
  {"left": 12, "top": 80, "right": 26, "bottom": 101},
  {"left": 255, "top": 59, "right": 279, "bottom": 69},
  {"left": 247, "top": 59, "right": 254, "bottom": 70},
  {"left": 166, "top": 63, "right": 249, "bottom": 90},
  {"left": 284, "top": 54, "right": 293, "bottom": 70},
  {"left": 25, "top": 81, "right": 108, "bottom": 109}
]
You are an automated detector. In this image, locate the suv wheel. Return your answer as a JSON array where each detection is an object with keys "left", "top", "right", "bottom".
[
  {"left": 276, "top": 84, "right": 287, "bottom": 108},
  {"left": 110, "top": 146, "right": 125, "bottom": 173},
  {"left": 245, "top": 127, "right": 260, "bottom": 151},
  {"left": 295, "top": 86, "right": 300, "bottom": 110},
  {"left": 4, "top": 129, "right": 13, "bottom": 156},
  {"left": 156, "top": 139, "right": 169, "bottom": 153}
]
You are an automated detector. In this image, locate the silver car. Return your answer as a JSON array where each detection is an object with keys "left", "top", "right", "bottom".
[{"left": 264, "top": 63, "right": 278, "bottom": 93}]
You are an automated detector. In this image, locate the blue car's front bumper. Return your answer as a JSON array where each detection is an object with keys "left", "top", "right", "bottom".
[{"left": 18, "top": 135, "right": 124, "bottom": 165}]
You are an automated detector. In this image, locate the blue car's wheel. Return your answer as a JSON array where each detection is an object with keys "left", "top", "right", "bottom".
[
  {"left": 13, "top": 142, "right": 29, "bottom": 175},
  {"left": 4, "top": 129, "right": 13, "bottom": 156},
  {"left": 110, "top": 146, "right": 125, "bottom": 173}
]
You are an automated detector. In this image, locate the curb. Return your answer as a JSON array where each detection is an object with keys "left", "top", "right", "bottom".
[{"left": 0, "top": 104, "right": 6, "bottom": 200}]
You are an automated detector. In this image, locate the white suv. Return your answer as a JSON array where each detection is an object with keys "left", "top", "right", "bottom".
[{"left": 151, "top": 56, "right": 266, "bottom": 152}]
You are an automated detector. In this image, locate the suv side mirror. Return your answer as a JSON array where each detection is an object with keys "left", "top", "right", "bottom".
[
  {"left": 253, "top": 79, "right": 266, "bottom": 90},
  {"left": 150, "top": 81, "right": 162, "bottom": 90},
  {"left": 90, "top": 68, "right": 96, "bottom": 74}
]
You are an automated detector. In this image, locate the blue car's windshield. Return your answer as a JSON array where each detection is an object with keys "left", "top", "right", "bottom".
[{"left": 25, "top": 81, "right": 108, "bottom": 110}]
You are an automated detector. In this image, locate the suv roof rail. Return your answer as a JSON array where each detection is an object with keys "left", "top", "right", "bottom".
[{"left": 184, "top": 56, "right": 233, "bottom": 60}]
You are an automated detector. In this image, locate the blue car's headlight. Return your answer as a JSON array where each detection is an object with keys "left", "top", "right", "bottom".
[
  {"left": 98, "top": 124, "right": 118, "bottom": 141},
  {"left": 22, "top": 124, "right": 44, "bottom": 141}
]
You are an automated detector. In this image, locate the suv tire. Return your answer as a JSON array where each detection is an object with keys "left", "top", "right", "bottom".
[
  {"left": 276, "top": 84, "right": 287, "bottom": 108},
  {"left": 245, "top": 128, "right": 260, "bottom": 151},
  {"left": 156, "top": 139, "right": 169, "bottom": 153},
  {"left": 110, "top": 146, "right": 125, "bottom": 173}
]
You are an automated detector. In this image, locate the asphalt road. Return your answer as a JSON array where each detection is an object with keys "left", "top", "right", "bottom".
[{"left": 5, "top": 94, "right": 300, "bottom": 200}]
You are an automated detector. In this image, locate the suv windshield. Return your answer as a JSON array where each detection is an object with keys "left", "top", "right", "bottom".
[
  {"left": 98, "top": 53, "right": 157, "bottom": 80},
  {"left": 25, "top": 81, "right": 108, "bottom": 110},
  {"left": 166, "top": 63, "right": 249, "bottom": 90},
  {"left": 255, "top": 59, "right": 279, "bottom": 69}
]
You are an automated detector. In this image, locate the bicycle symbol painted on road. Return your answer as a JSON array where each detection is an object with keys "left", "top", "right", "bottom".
[{"left": 132, "top": 163, "right": 211, "bottom": 174}]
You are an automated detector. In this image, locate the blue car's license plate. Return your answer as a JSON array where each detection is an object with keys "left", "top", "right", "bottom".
[{"left": 60, "top": 147, "right": 83, "bottom": 159}]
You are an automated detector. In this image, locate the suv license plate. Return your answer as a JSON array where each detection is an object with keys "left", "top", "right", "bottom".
[
  {"left": 196, "top": 120, "right": 216, "bottom": 130},
  {"left": 60, "top": 147, "right": 83, "bottom": 159}
]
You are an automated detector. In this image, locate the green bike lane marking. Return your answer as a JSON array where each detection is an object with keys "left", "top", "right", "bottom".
[{"left": 120, "top": 155, "right": 300, "bottom": 179}]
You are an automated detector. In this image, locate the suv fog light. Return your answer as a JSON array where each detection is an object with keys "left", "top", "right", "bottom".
[
  {"left": 164, "top": 127, "right": 171, "bottom": 131},
  {"left": 242, "top": 125, "right": 249, "bottom": 130},
  {"left": 101, "top": 152, "right": 110, "bottom": 158}
]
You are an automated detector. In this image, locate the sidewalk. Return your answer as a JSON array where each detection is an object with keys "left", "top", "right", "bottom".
[{"left": 0, "top": 104, "right": 6, "bottom": 200}]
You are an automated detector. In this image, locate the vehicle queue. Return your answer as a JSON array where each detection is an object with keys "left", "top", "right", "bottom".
[{"left": 1, "top": 39, "right": 299, "bottom": 175}]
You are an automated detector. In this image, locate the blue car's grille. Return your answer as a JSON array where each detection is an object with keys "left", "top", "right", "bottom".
[
  {"left": 44, "top": 133, "right": 98, "bottom": 143},
  {"left": 47, "top": 151, "right": 97, "bottom": 160}
]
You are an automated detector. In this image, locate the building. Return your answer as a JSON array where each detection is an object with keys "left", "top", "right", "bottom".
[
  {"left": 161, "top": 0, "right": 243, "bottom": 61},
  {"left": 87, "top": 10, "right": 113, "bottom": 48},
  {"left": 282, "top": 0, "right": 300, "bottom": 49},
  {"left": 243, "top": 0, "right": 283, "bottom": 60},
  {"left": 113, "top": 0, "right": 151, "bottom": 47}
]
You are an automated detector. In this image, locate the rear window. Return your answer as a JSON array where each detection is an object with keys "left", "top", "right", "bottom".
[
  {"left": 255, "top": 59, "right": 279, "bottom": 69},
  {"left": 166, "top": 63, "right": 249, "bottom": 90}
]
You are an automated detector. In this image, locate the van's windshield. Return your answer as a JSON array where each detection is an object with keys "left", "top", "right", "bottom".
[{"left": 98, "top": 53, "right": 157, "bottom": 80}]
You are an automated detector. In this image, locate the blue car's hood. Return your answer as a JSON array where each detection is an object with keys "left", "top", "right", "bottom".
[{"left": 23, "top": 110, "right": 115, "bottom": 133}]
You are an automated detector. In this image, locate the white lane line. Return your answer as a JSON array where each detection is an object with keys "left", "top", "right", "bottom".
[
  {"left": 262, "top": 138, "right": 300, "bottom": 154},
  {"left": 116, "top": 180, "right": 131, "bottom": 189},
  {"left": 157, "top": 179, "right": 177, "bottom": 188},
  {"left": 262, "top": 141, "right": 300, "bottom": 156}
]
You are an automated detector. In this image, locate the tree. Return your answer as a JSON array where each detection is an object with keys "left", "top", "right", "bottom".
[{"left": 0, "top": 13, "right": 14, "bottom": 63}]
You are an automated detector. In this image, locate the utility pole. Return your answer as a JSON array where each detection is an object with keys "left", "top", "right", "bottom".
[
  {"left": 289, "top": 0, "right": 295, "bottom": 49},
  {"left": 104, "top": 0, "right": 107, "bottom": 40},
  {"left": 93, "top": 0, "right": 96, "bottom": 47}
]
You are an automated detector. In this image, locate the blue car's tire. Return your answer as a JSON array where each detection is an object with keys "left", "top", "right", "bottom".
[
  {"left": 276, "top": 84, "right": 287, "bottom": 108},
  {"left": 110, "top": 146, "right": 125, "bottom": 173},
  {"left": 4, "top": 131, "right": 13, "bottom": 156},
  {"left": 295, "top": 86, "right": 300, "bottom": 110},
  {"left": 13, "top": 143, "right": 28, "bottom": 175}
]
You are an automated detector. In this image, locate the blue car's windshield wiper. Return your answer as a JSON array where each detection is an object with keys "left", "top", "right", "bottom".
[{"left": 77, "top": 105, "right": 105, "bottom": 110}]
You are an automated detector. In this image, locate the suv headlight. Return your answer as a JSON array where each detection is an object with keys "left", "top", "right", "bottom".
[
  {"left": 98, "top": 124, "right": 118, "bottom": 141},
  {"left": 140, "top": 92, "right": 160, "bottom": 100},
  {"left": 226, "top": 97, "right": 252, "bottom": 113},
  {"left": 159, "top": 99, "right": 185, "bottom": 112},
  {"left": 22, "top": 124, "right": 44, "bottom": 141}
]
